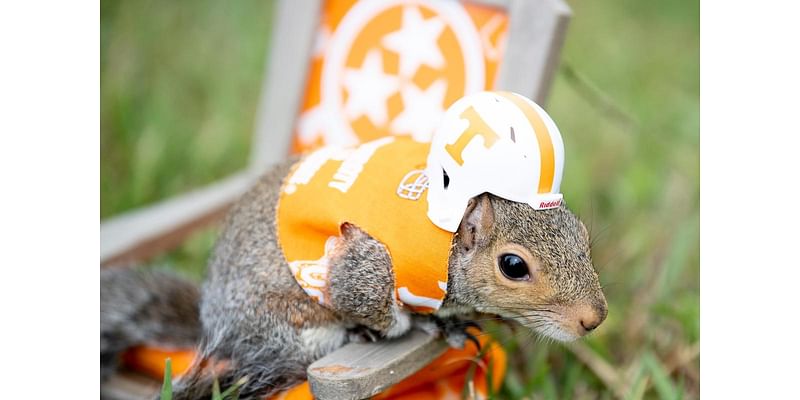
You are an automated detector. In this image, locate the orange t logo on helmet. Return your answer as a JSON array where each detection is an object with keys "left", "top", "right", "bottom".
[{"left": 444, "top": 106, "right": 500, "bottom": 166}]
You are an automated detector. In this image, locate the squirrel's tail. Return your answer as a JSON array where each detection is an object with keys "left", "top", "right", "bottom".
[
  {"left": 101, "top": 267, "right": 306, "bottom": 400},
  {"left": 100, "top": 267, "right": 201, "bottom": 382}
]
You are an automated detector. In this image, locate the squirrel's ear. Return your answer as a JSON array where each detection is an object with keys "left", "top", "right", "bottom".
[
  {"left": 456, "top": 193, "right": 494, "bottom": 252},
  {"left": 339, "top": 222, "right": 367, "bottom": 240}
]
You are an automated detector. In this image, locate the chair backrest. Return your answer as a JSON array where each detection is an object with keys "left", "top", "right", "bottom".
[
  {"left": 250, "top": 0, "right": 571, "bottom": 172},
  {"left": 100, "top": 0, "right": 570, "bottom": 268}
]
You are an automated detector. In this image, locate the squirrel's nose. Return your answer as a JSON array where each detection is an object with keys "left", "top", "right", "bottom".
[
  {"left": 575, "top": 300, "right": 607, "bottom": 335},
  {"left": 580, "top": 318, "right": 600, "bottom": 332}
]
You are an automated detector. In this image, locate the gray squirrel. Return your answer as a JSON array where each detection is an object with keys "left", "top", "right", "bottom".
[{"left": 100, "top": 91, "right": 608, "bottom": 399}]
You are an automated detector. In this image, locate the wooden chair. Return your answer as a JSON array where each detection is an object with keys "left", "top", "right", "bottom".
[{"left": 101, "top": 0, "right": 570, "bottom": 398}]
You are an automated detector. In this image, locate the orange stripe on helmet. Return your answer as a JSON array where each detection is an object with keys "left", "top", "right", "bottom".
[{"left": 496, "top": 92, "right": 555, "bottom": 194}]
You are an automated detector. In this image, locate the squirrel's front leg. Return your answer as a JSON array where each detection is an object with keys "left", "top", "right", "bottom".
[{"left": 326, "top": 222, "right": 411, "bottom": 339}]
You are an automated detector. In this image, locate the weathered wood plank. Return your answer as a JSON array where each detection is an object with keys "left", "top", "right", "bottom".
[
  {"left": 307, "top": 330, "right": 448, "bottom": 400},
  {"left": 101, "top": 371, "right": 160, "bottom": 400},
  {"left": 100, "top": 171, "right": 255, "bottom": 267}
]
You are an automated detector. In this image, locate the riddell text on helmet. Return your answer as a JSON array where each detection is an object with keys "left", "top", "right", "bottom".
[{"left": 540, "top": 199, "right": 562, "bottom": 208}]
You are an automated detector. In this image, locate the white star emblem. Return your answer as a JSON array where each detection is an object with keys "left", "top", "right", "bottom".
[
  {"left": 342, "top": 49, "right": 399, "bottom": 126},
  {"left": 382, "top": 6, "right": 446, "bottom": 78},
  {"left": 390, "top": 79, "right": 447, "bottom": 141}
]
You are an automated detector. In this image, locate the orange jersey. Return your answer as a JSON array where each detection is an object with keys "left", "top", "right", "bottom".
[{"left": 276, "top": 137, "right": 453, "bottom": 313}]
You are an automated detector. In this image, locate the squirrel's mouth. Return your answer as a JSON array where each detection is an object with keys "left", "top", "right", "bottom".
[
  {"left": 513, "top": 312, "right": 581, "bottom": 342},
  {"left": 529, "top": 319, "right": 580, "bottom": 342},
  {"left": 479, "top": 306, "right": 585, "bottom": 342},
  {"left": 491, "top": 299, "right": 607, "bottom": 342}
]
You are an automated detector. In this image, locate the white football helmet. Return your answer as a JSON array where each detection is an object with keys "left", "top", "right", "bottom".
[{"left": 425, "top": 91, "right": 565, "bottom": 232}]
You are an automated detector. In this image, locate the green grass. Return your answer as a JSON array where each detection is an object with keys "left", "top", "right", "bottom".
[
  {"left": 102, "top": 0, "right": 699, "bottom": 398},
  {"left": 160, "top": 358, "right": 245, "bottom": 400},
  {"left": 100, "top": 0, "right": 274, "bottom": 219},
  {"left": 161, "top": 358, "right": 172, "bottom": 400}
]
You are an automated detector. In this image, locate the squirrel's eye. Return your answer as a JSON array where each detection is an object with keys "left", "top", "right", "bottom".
[{"left": 498, "top": 254, "right": 530, "bottom": 281}]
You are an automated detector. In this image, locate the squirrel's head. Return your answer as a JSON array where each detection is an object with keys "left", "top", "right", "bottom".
[{"left": 446, "top": 193, "right": 607, "bottom": 342}]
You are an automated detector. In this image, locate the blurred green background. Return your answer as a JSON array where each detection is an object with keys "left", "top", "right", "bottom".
[{"left": 101, "top": 0, "right": 699, "bottom": 398}]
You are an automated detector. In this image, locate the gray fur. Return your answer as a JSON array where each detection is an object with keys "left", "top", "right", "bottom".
[
  {"left": 102, "top": 161, "right": 607, "bottom": 399},
  {"left": 328, "top": 222, "right": 398, "bottom": 333},
  {"left": 171, "top": 159, "right": 341, "bottom": 400}
]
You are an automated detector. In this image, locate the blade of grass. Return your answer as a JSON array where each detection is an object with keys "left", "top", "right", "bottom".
[
  {"left": 568, "top": 342, "right": 624, "bottom": 399},
  {"left": 461, "top": 360, "right": 479, "bottom": 399},
  {"left": 161, "top": 358, "right": 173, "bottom": 400},
  {"left": 622, "top": 360, "right": 647, "bottom": 400},
  {"left": 626, "top": 376, "right": 650, "bottom": 400},
  {"left": 220, "top": 377, "right": 248, "bottom": 400},
  {"left": 541, "top": 373, "right": 559, "bottom": 400},
  {"left": 525, "top": 346, "right": 551, "bottom": 394},
  {"left": 561, "top": 358, "right": 584, "bottom": 399},
  {"left": 212, "top": 379, "right": 222, "bottom": 400},
  {"left": 642, "top": 352, "right": 679, "bottom": 400},
  {"left": 502, "top": 367, "right": 526, "bottom": 399}
]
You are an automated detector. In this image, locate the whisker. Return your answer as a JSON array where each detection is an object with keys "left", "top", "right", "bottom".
[
  {"left": 492, "top": 306, "right": 560, "bottom": 314},
  {"left": 444, "top": 315, "right": 523, "bottom": 324},
  {"left": 589, "top": 223, "right": 612, "bottom": 249},
  {"left": 490, "top": 306, "right": 557, "bottom": 312}
]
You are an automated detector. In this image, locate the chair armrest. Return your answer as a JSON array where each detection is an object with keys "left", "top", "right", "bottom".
[
  {"left": 307, "top": 329, "right": 448, "bottom": 400},
  {"left": 100, "top": 171, "right": 256, "bottom": 267}
]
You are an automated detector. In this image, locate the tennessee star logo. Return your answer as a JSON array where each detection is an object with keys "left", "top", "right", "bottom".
[{"left": 295, "top": 0, "right": 508, "bottom": 151}]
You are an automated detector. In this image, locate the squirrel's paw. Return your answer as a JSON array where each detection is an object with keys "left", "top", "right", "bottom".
[
  {"left": 383, "top": 306, "right": 412, "bottom": 338},
  {"left": 414, "top": 315, "right": 482, "bottom": 350}
]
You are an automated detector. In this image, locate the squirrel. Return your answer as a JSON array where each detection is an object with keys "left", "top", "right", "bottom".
[{"left": 100, "top": 91, "right": 608, "bottom": 400}]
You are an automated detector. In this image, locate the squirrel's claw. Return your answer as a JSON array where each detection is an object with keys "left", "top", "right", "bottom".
[
  {"left": 459, "top": 320, "right": 483, "bottom": 333},
  {"left": 415, "top": 316, "right": 483, "bottom": 350},
  {"left": 347, "top": 326, "right": 381, "bottom": 343},
  {"left": 464, "top": 330, "right": 482, "bottom": 352}
]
